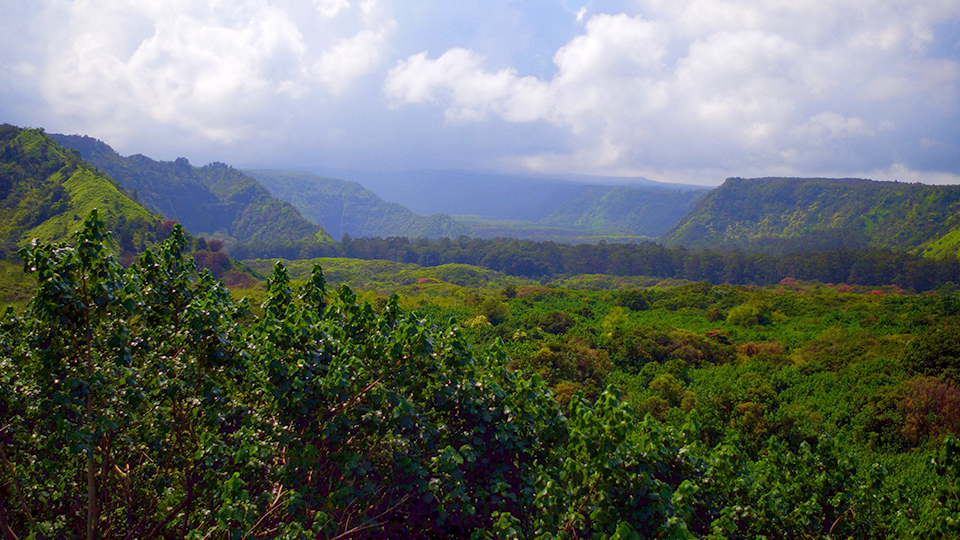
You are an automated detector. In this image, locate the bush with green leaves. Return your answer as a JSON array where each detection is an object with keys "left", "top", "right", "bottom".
[
  {"left": 0, "top": 211, "right": 568, "bottom": 538},
  {"left": 901, "top": 325, "right": 960, "bottom": 385}
]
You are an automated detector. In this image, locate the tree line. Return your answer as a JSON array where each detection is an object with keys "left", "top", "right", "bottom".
[{"left": 230, "top": 236, "right": 960, "bottom": 292}]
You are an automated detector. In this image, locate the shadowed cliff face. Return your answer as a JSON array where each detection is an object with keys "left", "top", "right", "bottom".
[{"left": 661, "top": 176, "right": 960, "bottom": 256}]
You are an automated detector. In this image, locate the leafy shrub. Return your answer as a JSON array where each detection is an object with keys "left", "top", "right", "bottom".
[
  {"left": 618, "top": 289, "right": 649, "bottom": 311},
  {"left": 513, "top": 340, "right": 613, "bottom": 402},
  {"left": 601, "top": 306, "right": 628, "bottom": 334},
  {"left": 476, "top": 297, "right": 510, "bottom": 325},
  {"left": 464, "top": 314, "right": 492, "bottom": 328},
  {"left": 539, "top": 310, "right": 576, "bottom": 334},
  {"left": 608, "top": 326, "right": 735, "bottom": 371},
  {"left": 727, "top": 301, "right": 782, "bottom": 326},
  {"left": 193, "top": 248, "right": 231, "bottom": 276},
  {"left": 901, "top": 325, "right": 960, "bottom": 385},
  {"left": 736, "top": 340, "right": 788, "bottom": 365},
  {"left": 896, "top": 376, "right": 960, "bottom": 445}
]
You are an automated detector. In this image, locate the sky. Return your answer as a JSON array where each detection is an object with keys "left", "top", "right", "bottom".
[{"left": 1, "top": 0, "right": 959, "bottom": 186}]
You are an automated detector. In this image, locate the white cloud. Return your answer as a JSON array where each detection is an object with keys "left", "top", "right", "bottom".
[
  {"left": 385, "top": 48, "right": 550, "bottom": 121},
  {"left": 792, "top": 112, "right": 876, "bottom": 142},
  {"left": 313, "top": 0, "right": 350, "bottom": 20},
  {"left": 867, "top": 163, "right": 960, "bottom": 185},
  {"left": 314, "top": 21, "right": 395, "bottom": 95},
  {"left": 40, "top": 0, "right": 394, "bottom": 144},
  {"left": 384, "top": 1, "right": 960, "bottom": 179},
  {"left": 6, "top": 0, "right": 958, "bottom": 182},
  {"left": 386, "top": 14, "right": 667, "bottom": 129}
]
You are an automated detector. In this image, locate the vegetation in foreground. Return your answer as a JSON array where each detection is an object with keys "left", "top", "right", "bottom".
[{"left": 3, "top": 211, "right": 960, "bottom": 539}]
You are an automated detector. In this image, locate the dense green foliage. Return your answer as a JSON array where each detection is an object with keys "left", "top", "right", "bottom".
[
  {"left": 662, "top": 177, "right": 960, "bottom": 256},
  {"left": 4, "top": 211, "right": 960, "bottom": 538},
  {"left": 436, "top": 276, "right": 960, "bottom": 537},
  {"left": 0, "top": 125, "right": 165, "bottom": 258},
  {"left": 246, "top": 169, "right": 469, "bottom": 240},
  {"left": 51, "top": 134, "right": 331, "bottom": 245},
  {"left": 239, "top": 257, "right": 530, "bottom": 309},
  {"left": 231, "top": 235, "right": 960, "bottom": 292}
]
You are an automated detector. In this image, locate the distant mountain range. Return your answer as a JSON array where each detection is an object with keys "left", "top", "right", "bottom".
[
  {"left": 250, "top": 169, "right": 708, "bottom": 242},
  {"left": 309, "top": 169, "right": 709, "bottom": 241},
  {"left": 326, "top": 168, "right": 706, "bottom": 219},
  {"left": 51, "top": 134, "right": 330, "bottom": 245},
  {"left": 245, "top": 170, "right": 469, "bottom": 240},
  {"left": 661, "top": 176, "right": 960, "bottom": 257},
  {"left": 7, "top": 122, "right": 960, "bottom": 262}
]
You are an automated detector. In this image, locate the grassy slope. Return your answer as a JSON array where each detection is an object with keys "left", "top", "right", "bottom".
[
  {"left": 239, "top": 257, "right": 536, "bottom": 308},
  {"left": 450, "top": 186, "right": 707, "bottom": 242},
  {"left": 452, "top": 215, "right": 655, "bottom": 243},
  {"left": 920, "top": 226, "right": 960, "bottom": 259},
  {"left": 1, "top": 127, "right": 159, "bottom": 245},
  {"left": 26, "top": 168, "right": 155, "bottom": 242}
]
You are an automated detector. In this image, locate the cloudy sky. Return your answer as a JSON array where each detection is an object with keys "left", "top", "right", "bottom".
[{"left": 2, "top": 0, "right": 959, "bottom": 186}]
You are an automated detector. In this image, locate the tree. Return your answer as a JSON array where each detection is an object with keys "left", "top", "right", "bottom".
[{"left": 902, "top": 326, "right": 960, "bottom": 385}]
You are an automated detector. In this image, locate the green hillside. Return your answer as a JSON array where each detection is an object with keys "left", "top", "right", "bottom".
[
  {"left": 51, "top": 135, "right": 331, "bottom": 244},
  {"left": 0, "top": 125, "right": 161, "bottom": 255},
  {"left": 538, "top": 185, "right": 707, "bottom": 237},
  {"left": 245, "top": 169, "right": 470, "bottom": 240},
  {"left": 661, "top": 177, "right": 960, "bottom": 255}
]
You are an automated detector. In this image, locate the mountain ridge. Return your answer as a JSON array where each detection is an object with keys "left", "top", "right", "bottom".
[
  {"left": 661, "top": 176, "right": 960, "bottom": 256},
  {"left": 244, "top": 169, "right": 470, "bottom": 240},
  {"left": 537, "top": 185, "right": 707, "bottom": 237},
  {"left": 51, "top": 134, "right": 331, "bottom": 245}
]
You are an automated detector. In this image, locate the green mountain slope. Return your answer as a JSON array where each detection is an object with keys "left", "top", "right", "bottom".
[
  {"left": 661, "top": 177, "right": 960, "bottom": 255},
  {"left": 244, "top": 169, "right": 469, "bottom": 240},
  {"left": 51, "top": 134, "right": 331, "bottom": 244},
  {"left": 0, "top": 125, "right": 161, "bottom": 254},
  {"left": 537, "top": 185, "right": 707, "bottom": 237}
]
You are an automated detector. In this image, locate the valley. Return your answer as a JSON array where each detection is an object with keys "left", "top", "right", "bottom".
[{"left": 3, "top": 123, "right": 960, "bottom": 538}]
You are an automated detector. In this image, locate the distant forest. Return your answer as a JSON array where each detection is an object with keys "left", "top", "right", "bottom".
[{"left": 230, "top": 236, "right": 960, "bottom": 292}]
